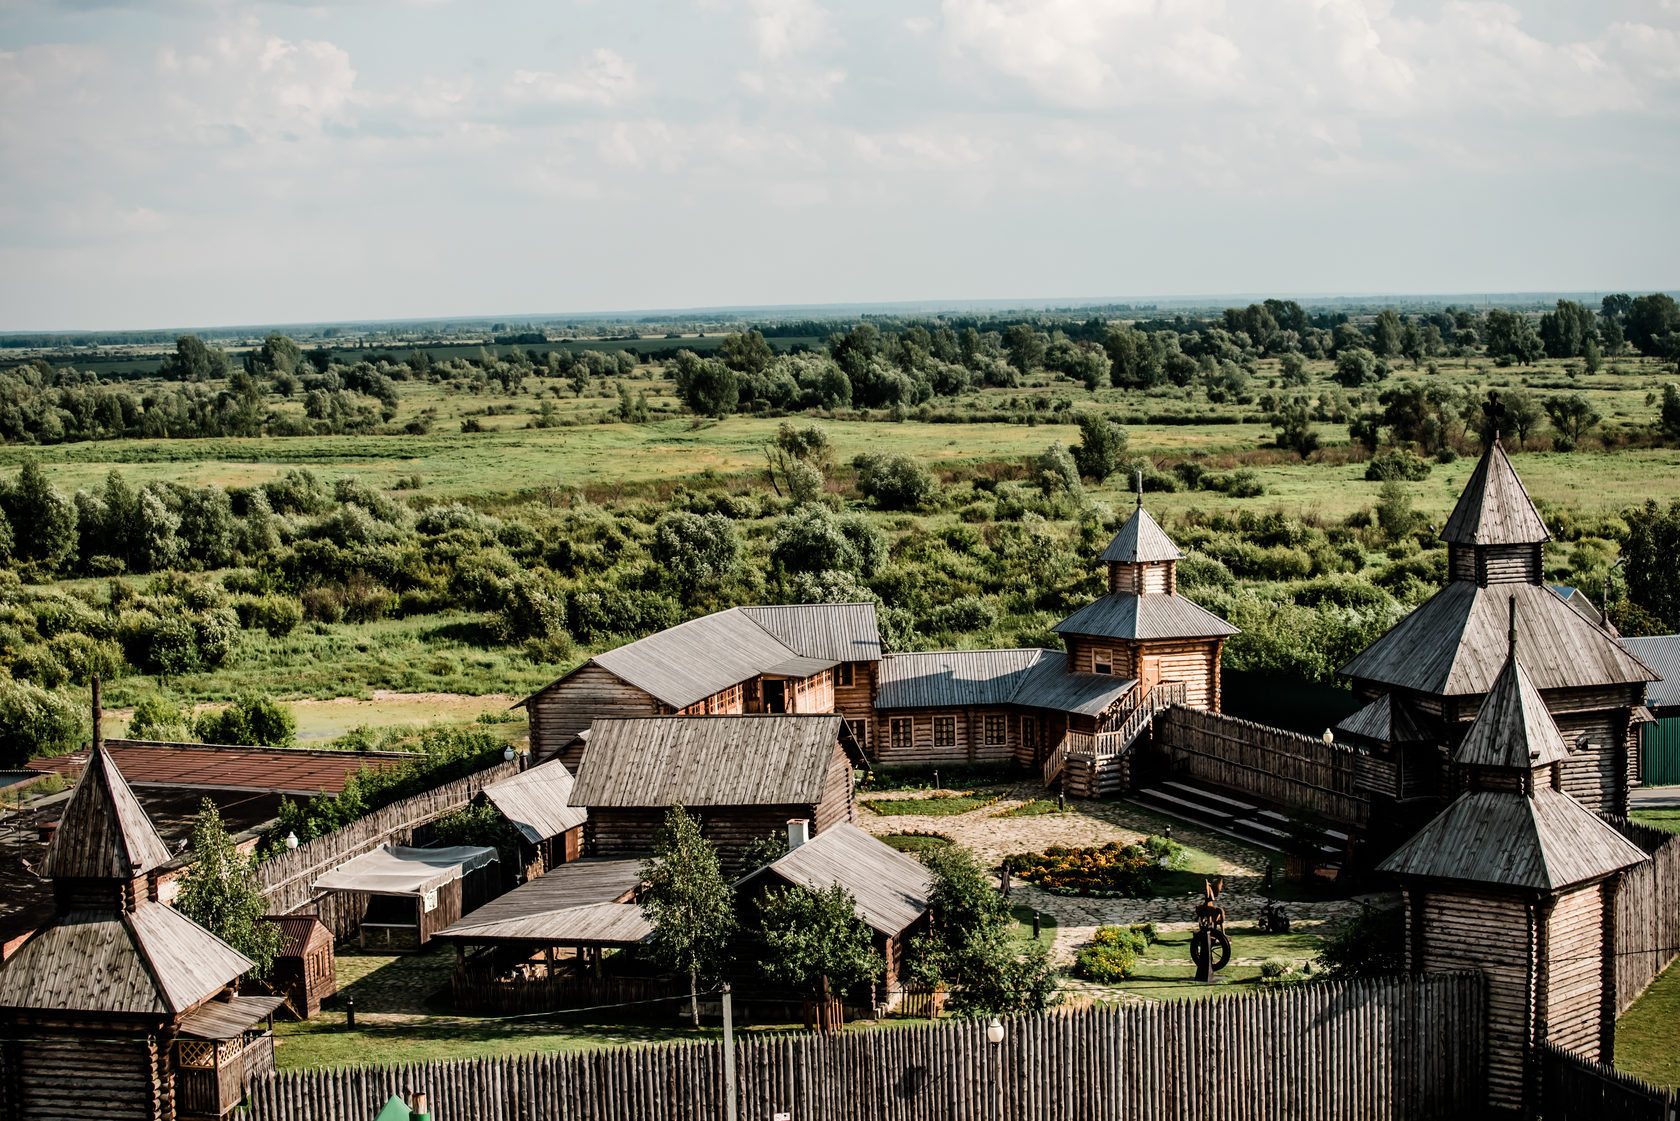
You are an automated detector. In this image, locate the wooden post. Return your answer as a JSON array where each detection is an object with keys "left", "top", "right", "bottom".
[{"left": 722, "top": 983, "right": 737, "bottom": 1121}]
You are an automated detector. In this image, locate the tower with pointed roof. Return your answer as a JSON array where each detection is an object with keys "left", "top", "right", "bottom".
[
  {"left": 1051, "top": 473, "right": 1238, "bottom": 712},
  {"left": 0, "top": 687, "right": 277, "bottom": 1121},
  {"left": 1379, "top": 600, "right": 1649, "bottom": 1115},
  {"left": 1340, "top": 437, "right": 1658, "bottom": 815}
]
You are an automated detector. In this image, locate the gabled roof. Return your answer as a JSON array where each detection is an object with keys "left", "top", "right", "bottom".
[
  {"left": 1340, "top": 581, "right": 1657, "bottom": 696},
  {"left": 1441, "top": 441, "right": 1550, "bottom": 546},
  {"left": 261, "top": 913, "right": 331, "bottom": 959},
  {"left": 1455, "top": 654, "right": 1572, "bottom": 769},
  {"left": 1101, "top": 505, "right": 1183, "bottom": 564},
  {"left": 872, "top": 649, "right": 1135, "bottom": 717},
  {"left": 736, "top": 824, "right": 934, "bottom": 937},
  {"left": 0, "top": 903, "right": 252, "bottom": 1015},
  {"left": 1052, "top": 593, "right": 1240, "bottom": 642},
  {"left": 1377, "top": 787, "right": 1648, "bottom": 890},
  {"left": 1335, "top": 693, "right": 1431, "bottom": 746},
  {"left": 572, "top": 715, "right": 858, "bottom": 808},
  {"left": 43, "top": 744, "right": 173, "bottom": 880},
  {"left": 434, "top": 858, "right": 650, "bottom": 946},
  {"left": 1549, "top": 585, "right": 1604, "bottom": 628},
  {"left": 1618, "top": 635, "right": 1679, "bottom": 710},
  {"left": 482, "top": 759, "right": 587, "bottom": 844},
  {"left": 738, "top": 603, "right": 884, "bottom": 663},
  {"left": 520, "top": 603, "right": 882, "bottom": 712}
]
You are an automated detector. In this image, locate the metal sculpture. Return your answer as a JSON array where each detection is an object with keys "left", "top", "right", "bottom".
[{"left": 1190, "top": 877, "right": 1233, "bottom": 982}]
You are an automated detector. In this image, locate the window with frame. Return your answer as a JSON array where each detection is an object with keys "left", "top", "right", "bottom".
[
  {"left": 891, "top": 718, "right": 913, "bottom": 750},
  {"left": 1093, "top": 647, "right": 1113, "bottom": 675},
  {"left": 984, "top": 715, "right": 1007, "bottom": 745},
  {"left": 1022, "top": 717, "right": 1037, "bottom": 751},
  {"left": 848, "top": 719, "right": 867, "bottom": 748},
  {"left": 837, "top": 662, "right": 855, "bottom": 687},
  {"left": 934, "top": 716, "right": 956, "bottom": 747}
]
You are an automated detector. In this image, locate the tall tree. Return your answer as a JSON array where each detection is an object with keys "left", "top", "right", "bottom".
[
  {"left": 1, "top": 459, "right": 76, "bottom": 570},
  {"left": 909, "top": 844, "right": 1057, "bottom": 1015},
  {"left": 175, "top": 798, "right": 282, "bottom": 977},
  {"left": 753, "top": 883, "right": 883, "bottom": 1008},
  {"left": 1623, "top": 499, "right": 1680, "bottom": 630},
  {"left": 1543, "top": 394, "right": 1600, "bottom": 449},
  {"left": 1003, "top": 324, "right": 1047, "bottom": 375},
  {"left": 639, "top": 804, "right": 736, "bottom": 1026},
  {"left": 1071, "top": 413, "right": 1128, "bottom": 482},
  {"left": 1625, "top": 293, "right": 1680, "bottom": 357},
  {"left": 1370, "top": 310, "right": 1404, "bottom": 358}
]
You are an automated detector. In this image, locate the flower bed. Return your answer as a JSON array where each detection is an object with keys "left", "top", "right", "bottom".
[
  {"left": 1004, "top": 836, "right": 1184, "bottom": 897},
  {"left": 881, "top": 831, "right": 954, "bottom": 853}
]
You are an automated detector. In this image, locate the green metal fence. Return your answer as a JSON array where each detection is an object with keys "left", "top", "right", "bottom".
[{"left": 1643, "top": 718, "right": 1680, "bottom": 786}]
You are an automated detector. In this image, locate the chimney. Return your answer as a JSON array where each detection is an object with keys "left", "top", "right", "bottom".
[{"left": 786, "top": 819, "right": 810, "bottom": 852}]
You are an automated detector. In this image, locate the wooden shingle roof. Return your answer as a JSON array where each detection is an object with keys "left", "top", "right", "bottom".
[
  {"left": 1455, "top": 654, "right": 1572, "bottom": 769},
  {"left": 1100, "top": 505, "right": 1183, "bottom": 564},
  {"left": 521, "top": 603, "right": 881, "bottom": 712},
  {"left": 1377, "top": 787, "right": 1648, "bottom": 890},
  {"left": 0, "top": 903, "right": 253, "bottom": 1015},
  {"left": 482, "top": 759, "right": 587, "bottom": 845},
  {"left": 872, "top": 649, "right": 1135, "bottom": 717},
  {"left": 1440, "top": 441, "right": 1550, "bottom": 546},
  {"left": 434, "top": 858, "right": 650, "bottom": 946},
  {"left": 1340, "top": 581, "right": 1656, "bottom": 696},
  {"left": 737, "top": 824, "right": 934, "bottom": 937},
  {"left": 42, "top": 743, "right": 173, "bottom": 880},
  {"left": 572, "top": 715, "right": 856, "bottom": 808},
  {"left": 1335, "top": 693, "right": 1431, "bottom": 746},
  {"left": 1052, "top": 593, "right": 1240, "bottom": 642}
]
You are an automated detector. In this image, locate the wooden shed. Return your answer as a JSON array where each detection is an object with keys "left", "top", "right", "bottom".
[
  {"left": 572, "top": 714, "right": 865, "bottom": 868},
  {"left": 1342, "top": 440, "right": 1659, "bottom": 815},
  {"left": 258, "top": 914, "right": 336, "bottom": 1019},
  {"left": 312, "top": 844, "right": 500, "bottom": 951},
  {"left": 515, "top": 603, "right": 881, "bottom": 767},
  {"left": 479, "top": 759, "right": 588, "bottom": 880},
  {"left": 734, "top": 822, "right": 933, "bottom": 1004},
  {"left": 1379, "top": 608, "right": 1649, "bottom": 1116},
  {"left": 0, "top": 725, "right": 268, "bottom": 1121}
]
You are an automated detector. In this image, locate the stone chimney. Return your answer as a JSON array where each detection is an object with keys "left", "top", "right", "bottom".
[{"left": 786, "top": 819, "right": 810, "bottom": 852}]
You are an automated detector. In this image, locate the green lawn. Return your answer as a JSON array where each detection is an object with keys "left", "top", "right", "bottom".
[
  {"left": 1075, "top": 926, "right": 1326, "bottom": 1003},
  {"left": 994, "top": 799, "right": 1072, "bottom": 818},
  {"left": 1630, "top": 809, "right": 1680, "bottom": 835},
  {"left": 862, "top": 790, "right": 1006, "bottom": 816},
  {"left": 880, "top": 832, "right": 953, "bottom": 853},
  {"left": 1617, "top": 958, "right": 1680, "bottom": 1088}
]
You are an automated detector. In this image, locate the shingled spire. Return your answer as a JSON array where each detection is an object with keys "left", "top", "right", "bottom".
[
  {"left": 41, "top": 678, "right": 172, "bottom": 884},
  {"left": 1452, "top": 598, "right": 1572, "bottom": 772},
  {"left": 1441, "top": 439, "right": 1550, "bottom": 548}
]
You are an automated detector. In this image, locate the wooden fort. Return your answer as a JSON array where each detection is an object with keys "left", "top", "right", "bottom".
[
  {"left": 1341, "top": 439, "right": 1658, "bottom": 816},
  {"left": 0, "top": 732, "right": 280, "bottom": 1121},
  {"left": 1379, "top": 603, "right": 1649, "bottom": 1115}
]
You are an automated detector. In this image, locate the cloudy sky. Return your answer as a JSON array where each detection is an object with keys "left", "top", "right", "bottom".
[{"left": 1, "top": 0, "right": 1676, "bottom": 331}]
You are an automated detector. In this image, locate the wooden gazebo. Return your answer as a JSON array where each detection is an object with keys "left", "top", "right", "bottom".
[
  {"left": 0, "top": 719, "right": 274, "bottom": 1121},
  {"left": 1379, "top": 601, "right": 1649, "bottom": 1116}
]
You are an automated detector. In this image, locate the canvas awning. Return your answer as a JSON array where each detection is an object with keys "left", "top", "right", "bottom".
[
  {"left": 313, "top": 845, "right": 498, "bottom": 898},
  {"left": 178, "top": 995, "right": 288, "bottom": 1040}
]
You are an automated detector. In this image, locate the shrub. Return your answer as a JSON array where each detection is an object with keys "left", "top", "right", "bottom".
[
  {"left": 1364, "top": 449, "right": 1432, "bottom": 482},
  {"left": 194, "top": 693, "right": 296, "bottom": 747},
  {"left": 852, "top": 453, "right": 935, "bottom": 510},
  {"left": 1259, "top": 958, "right": 1293, "bottom": 981},
  {"left": 1004, "top": 839, "right": 1167, "bottom": 897},
  {"left": 1075, "top": 938, "right": 1136, "bottom": 982},
  {"left": 1314, "top": 904, "right": 1405, "bottom": 979},
  {"left": 0, "top": 679, "right": 85, "bottom": 766},
  {"left": 233, "top": 594, "right": 303, "bottom": 637},
  {"left": 1176, "top": 553, "right": 1237, "bottom": 592},
  {"left": 922, "top": 595, "right": 998, "bottom": 634},
  {"left": 129, "top": 694, "right": 193, "bottom": 741}
]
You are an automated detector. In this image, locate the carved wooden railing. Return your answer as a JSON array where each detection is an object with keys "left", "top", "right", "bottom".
[{"left": 1042, "top": 680, "right": 1187, "bottom": 787}]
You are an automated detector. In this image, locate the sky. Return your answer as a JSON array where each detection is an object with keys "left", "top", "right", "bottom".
[{"left": 0, "top": 0, "right": 1677, "bottom": 331}]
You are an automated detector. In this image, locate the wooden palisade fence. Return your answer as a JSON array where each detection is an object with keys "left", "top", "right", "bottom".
[
  {"left": 256, "top": 758, "right": 520, "bottom": 939},
  {"left": 1539, "top": 1042, "right": 1680, "bottom": 1120},
  {"left": 248, "top": 974, "right": 1481, "bottom": 1121},
  {"left": 1609, "top": 817, "right": 1680, "bottom": 1015},
  {"left": 1151, "top": 706, "right": 1369, "bottom": 828}
]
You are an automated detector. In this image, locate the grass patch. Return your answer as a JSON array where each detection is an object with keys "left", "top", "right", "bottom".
[
  {"left": 993, "top": 799, "right": 1071, "bottom": 818},
  {"left": 1630, "top": 809, "right": 1680, "bottom": 835},
  {"left": 1617, "top": 957, "right": 1680, "bottom": 1088},
  {"left": 1007, "top": 904, "right": 1057, "bottom": 944},
  {"left": 862, "top": 790, "right": 1005, "bottom": 816},
  {"left": 880, "top": 831, "right": 953, "bottom": 853}
]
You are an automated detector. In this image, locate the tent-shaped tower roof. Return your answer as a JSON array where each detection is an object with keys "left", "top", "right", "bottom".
[
  {"left": 41, "top": 740, "right": 173, "bottom": 880},
  {"left": 1100, "top": 504, "right": 1183, "bottom": 564},
  {"left": 1440, "top": 440, "right": 1550, "bottom": 547}
]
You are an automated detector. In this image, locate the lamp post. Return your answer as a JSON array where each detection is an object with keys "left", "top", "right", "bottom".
[
  {"left": 285, "top": 831, "right": 299, "bottom": 851},
  {"left": 1322, "top": 728, "right": 1334, "bottom": 746},
  {"left": 986, "top": 1017, "right": 1005, "bottom": 1121},
  {"left": 503, "top": 744, "right": 516, "bottom": 763}
]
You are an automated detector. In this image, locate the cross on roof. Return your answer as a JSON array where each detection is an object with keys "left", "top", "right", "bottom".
[{"left": 1483, "top": 391, "right": 1506, "bottom": 442}]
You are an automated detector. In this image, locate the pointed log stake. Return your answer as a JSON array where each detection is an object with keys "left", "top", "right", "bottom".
[
  {"left": 91, "top": 673, "right": 103, "bottom": 755},
  {"left": 1508, "top": 595, "right": 1517, "bottom": 660},
  {"left": 1135, "top": 468, "right": 1144, "bottom": 507}
]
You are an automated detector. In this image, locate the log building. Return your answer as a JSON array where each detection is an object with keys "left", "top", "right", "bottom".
[
  {"left": 570, "top": 715, "right": 864, "bottom": 868},
  {"left": 0, "top": 737, "right": 279, "bottom": 1121},
  {"left": 1379, "top": 604, "right": 1649, "bottom": 1116},
  {"left": 1341, "top": 440, "right": 1659, "bottom": 817}
]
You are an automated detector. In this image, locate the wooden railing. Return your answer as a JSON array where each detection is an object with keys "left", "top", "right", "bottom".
[{"left": 1043, "top": 681, "right": 1186, "bottom": 787}]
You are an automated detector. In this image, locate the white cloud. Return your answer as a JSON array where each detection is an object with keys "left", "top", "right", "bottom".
[
  {"left": 748, "top": 0, "right": 834, "bottom": 59},
  {"left": 507, "top": 48, "right": 638, "bottom": 106}
]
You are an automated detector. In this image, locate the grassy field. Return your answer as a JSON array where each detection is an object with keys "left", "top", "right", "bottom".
[
  {"left": 1631, "top": 809, "right": 1680, "bottom": 834},
  {"left": 1617, "top": 958, "right": 1680, "bottom": 1088}
]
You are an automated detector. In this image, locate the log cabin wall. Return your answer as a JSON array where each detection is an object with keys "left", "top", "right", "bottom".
[
  {"left": 1, "top": 1026, "right": 161, "bottom": 1121},
  {"left": 1137, "top": 641, "right": 1220, "bottom": 710},
  {"left": 833, "top": 661, "right": 877, "bottom": 747},
  {"left": 527, "top": 665, "right": 664, "bottom": 764},
  {"left": 1408, "top": 887, "right": 1536, "bottom": 1114},
  {"left": 588, "top": 805, "right": 819, "bottom": 868},
  {"left": 1477, "top": 544, "right": 1543, "bottom": 586},
  {"left": 1062, "top": 637, "right": 1136, "bottom": 680},
  {"left": 787, "top": 669, "right": 834, "bottom": 714},
  {"left": 676, "top": 682, "right": 746, "bottom": 716},
  {"left": 871, "top": 707, "right": 1018, "bottom": 767},
  {"left": 1543, "top": 883, "right": 1608, "bottom": 1060},
  {"left": 813, "top": 742, "right": 858, "bottom": 832}
]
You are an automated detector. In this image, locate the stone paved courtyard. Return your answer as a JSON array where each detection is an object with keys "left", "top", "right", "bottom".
[{"left": 857, "top": 780, "right": 1383, "bottom": 982}]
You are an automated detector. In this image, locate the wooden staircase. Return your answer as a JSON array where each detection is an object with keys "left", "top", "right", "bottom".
[{"left": 1042, "top": 680, "right": 1187, "bottom": 792}]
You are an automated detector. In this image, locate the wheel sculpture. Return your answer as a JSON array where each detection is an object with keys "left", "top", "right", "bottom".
[{"left": 1193, "top": 877, "right": 1231, "bottom": 983}]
